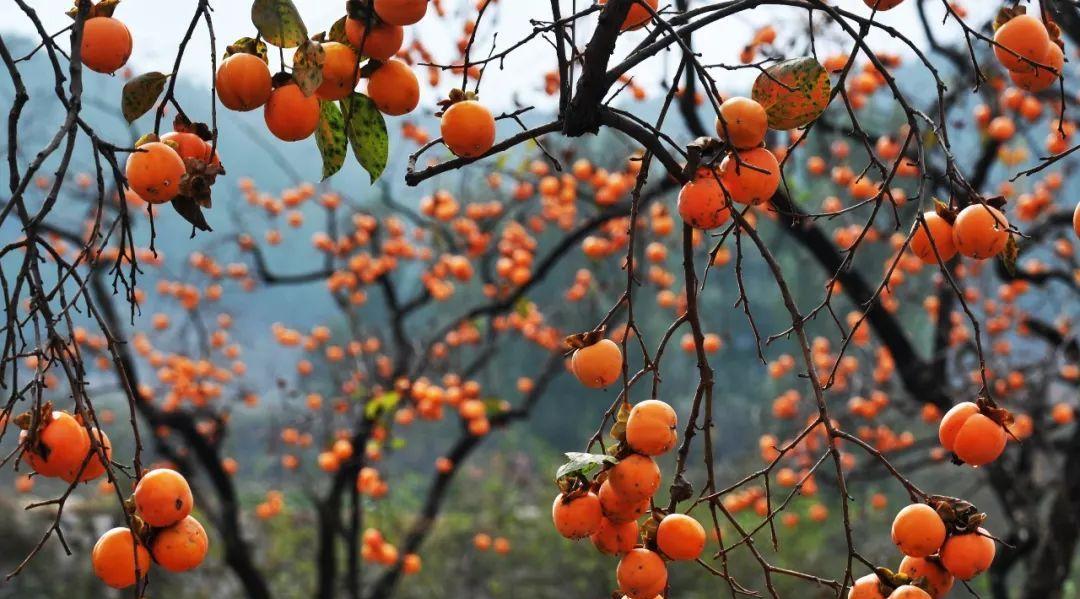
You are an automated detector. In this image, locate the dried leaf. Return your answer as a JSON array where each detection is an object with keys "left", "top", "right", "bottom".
[
  {"left": 171, "top": 196, "right": 212, "bottom": 234},
  {"left": 291, "top": 39, "right": 326, "bottom": 97},
  {"left": 751, "top": 57, "right": 831, "bottom": 130}
]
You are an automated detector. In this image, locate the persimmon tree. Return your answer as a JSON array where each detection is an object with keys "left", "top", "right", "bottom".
[{"left": 2, "top": 0, "right": 1080, "bottom": 599}]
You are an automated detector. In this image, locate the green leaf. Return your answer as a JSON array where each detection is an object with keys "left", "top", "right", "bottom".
[
  {"left": 251, "top": 0, "right": 308, "bottom": 48},
  {"left": 121, "top": 72, "right": 169, "bottom": 123},
  {"left": 292, "top": 39, "right": 325, "bottom": 97},
  {"left": 751, "top": 57, "right": 831, "bottom": 130},
  {"left": 555, "top": 452, "right": 616, "bottom": 482},
  {"left": 342, "top": 93, "right": 388, "bottom": 183},
  {"left": 316, "top": 100, "right": 347, "bottom": 180},
  {"left": 364, "top": 391, "right": 399, "bottom": 419}
]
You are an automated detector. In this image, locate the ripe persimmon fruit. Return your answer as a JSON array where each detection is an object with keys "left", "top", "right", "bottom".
[
  {"left": 21, "top": 411, "right": 91, "bottom": 479},
  {"left": 848, "top": 573, "right": 886, "bottom": 599},
  {"left": 598, "top": 480, "right": 650, "bottom": 523},
  {"left": 678, "top": 168, "right": 730, "bottom": 230},
  {"left": 608, "top": 453, "right": 660, "bottom": 503},
  {"left": 864, "top": 0, "right": 905, "bottom": 10},
  {"left": 993, "top": 15, "right": 1050, "bottom": 73},
  {"left": 715, "top": 96, "right": 768, "bottom": 150},
  {"left": 125, "top": 141, "right": 186, "bottom": 204},
  {"left": 134, "top": 468, "right": 194, "bottom": 527},
  {"left": 625, "top": 399, "right": 677, "bottom": 456},
  {"left": 890, "top": 503, "right": 946, "bottom": 558},
  {"left": 571, "top": 339, "right": 623, "bottom": 388},
  {"left": 441, "top": 100, "right": 497, "bottom": 158},
  {"left": 264, "top": 83, "right": 320, "bottom": 142},
  {"left": 345, "top": 19, "right": 404, "bottom": 61},
  {"left": 92, "top": 527, "right": 151, "bottom": 589},
  {"left": 889, "top": 585, "right": 932, "bottom": 599},
  {"left": 373, "top": 0, "right": 428, "bottom": 26},
  {"left": 952, "top": 412, "right": 1007, "bottom": 466},
  {"left": 160, "top": 131, "right": 213, "bottom": 163},
  {"left": 616, "top": 548, "right": 667, "bottom": 599},
  {"left": 899, "top": 556, "right": 954, "bottom": 598},
  {"left": 719, "top": 147, "right": 781, "bottom": 205},
  {"left": 656, "top": 513, "right": 706, "bottom": 561},
  {"left": 1010, "top": 41, "right": 1064, "bottom": 93},
  {"left": 367, "top": 58, "right": 420, "bottom": 116},
  {"left": 62, "top": 427, "right": 111, "bottom": 483},
  {"left": 599, "top": 0, "right": 659, "bottom": 31},
  {"left": 216, "top": 53, "right": 272, "bottom": 112},
  {"left": 80, "top": 17, "right": 132, "bottom": 74},
  {"left": 316, "top": 42, "right": 360, "bottom": 101},
  {"left": 910, "top": 212, "right": 957, "bottom": 264},
  {"left": 151, "top": 515, "right": 209, "bottom": 572},
  {"left": 940, "top": 528, "right": 996, "bottom": 580},
  {"left": 591, "top": 516, "right": 638, "bottom": 555},
  {"left": 552, "top": 491, "right": 603, "bottom": 539},
  {"left": 952, "top": 204, "right": 1010, "bottom": 259}
]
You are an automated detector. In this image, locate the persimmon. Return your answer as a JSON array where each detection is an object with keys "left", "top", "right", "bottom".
[
  {"left": 160, "top": 131, "right": 213, "bottom": 163},
  {"left": 940, "top": 528, "right": 996, "bottom": 580},
  {"left": 590, "top": 516, "right": 638, "bottom": 555},
  {"left": 345, "top": 19, "right": 404, "bottom": 61},
  {"left": 264, "top": 83, "right": 320, "bottom": 142},
  {"left": 1010, "top": 42, "right": 1064, "bottom": 93},
  {"left": 890, "top": 503, "right": 946, "bottom": 558},
  {"left": 889, "top": 585, "right": 932, "bottom": 599},
  {"left": 80, "top": 17, "right": 132, "bottom": 74},
  {"left": 715, "top": 96, "right": 768, "bottom": 149},
  {"left": 367, "top": 59, "right": 420, "bottom": 116},
  {"left": 952, "top": 204, "right": 1010, "bottom": 259},
  {"left": 848, "top": 573, "right": 886, "bottom": 599},
  {"left": 719, "top": 147, "right": 781, "bottom": 205},
  {"left": 910, "top": 212, "right": 957, "bottom": 264},
  {"left": 656, "top": 513, "right": 706, "bottom": 560},
  {"left": 441, "top": 100, "right": 496, "bottom": 158},
  {"left": 993, "top": 14, "right": 1050, "bottom": 73},
  {"left": 598, "top": 480, "right": 650, "bottom": 523},
  {"left": 599, "top": 0, "right": 658, "bottom": 31},
  {"left": 21, "top": 411, "right": 91, "bottom": 479},
  {"left": 134, "top": 468, "right": 194, "bottom": 527},
  {"left": 678, "top": 169, "right": 730, "bottom": 230},
  {"left": 571, "top": 339, "right": 623, "bottom": 388},
  {"left": 1073, "top": 201, "right": 1080, "bottom": 238},
  {"left": 92, "top": 527, "right": 151, "bottom": 589},
  {"left": 151, "top": 515, "right": 209, "bottom": 573},
  {"left": 373, "top": 0, "right": 428, "bottom": 26},
  {"left": 552, "top": 491, "right": 603, "bottom": 539},
  {"left": 864, "top": 0, "right": 905, "bottom": 10},
  {"left": 125, "top": 141, "right": 186, "bottom": 204},
  {"left": 216, "top": 53, "right": 272, "bottom": 111},
  {"left": 938, "top": 401, "right": 979, "bottom": 452},
  {"left": 62, "top": 428, "right": 111, "bottom": 483},
  {"left": 625, "top": 399, "right": 677, "bottom": 456},
  {"left": 608, "top": 453, "right": 661, "bottom": 502},
  {"left": 952, "top": 411, "right": 1007, "bottom": 466},
  {"left": 899, "top": 556, "right": 954, "bottom": 598},
  {"left": 316, "top": 42, "right": 360, "bottom": 101},
  {"left": 616, "top": 548, "right": 667, "bottom": 599}
]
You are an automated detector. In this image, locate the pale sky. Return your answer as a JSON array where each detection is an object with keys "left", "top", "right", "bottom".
[{"left": 3, "top": 1, "right": 994, "bottom": 111}]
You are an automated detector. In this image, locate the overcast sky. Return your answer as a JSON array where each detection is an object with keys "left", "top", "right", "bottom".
[{"left": 3, "top": 1, "right": 994, "bottom": 111}]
